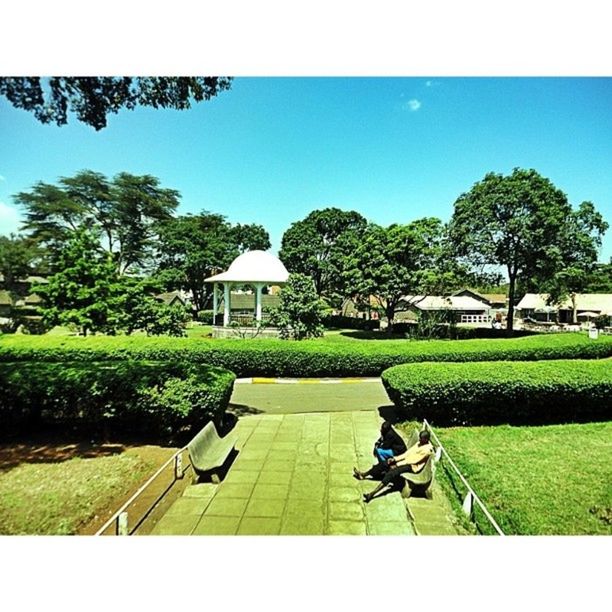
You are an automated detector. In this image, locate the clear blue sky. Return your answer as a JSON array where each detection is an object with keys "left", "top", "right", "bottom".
[{"left": 1, "top": 77, "right": 611, "bottom": 263}]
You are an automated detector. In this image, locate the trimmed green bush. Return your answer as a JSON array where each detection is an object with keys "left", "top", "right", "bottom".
[
  {"left": 0, "top": 360, "right": 235, "bottom": 438},
  {"left": 0, "top": 333, "right": 611, "bottom": 377},
  {"left": 382, "top": 359, "right": 612, "bottom": 425}
]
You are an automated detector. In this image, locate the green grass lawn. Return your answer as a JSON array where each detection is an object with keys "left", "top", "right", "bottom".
[
  {"left": 407, "top": 421, "right": 612, "bottom": 535},
  {"left": 0, "top": 451, "right": 154, "bottom": 535}
]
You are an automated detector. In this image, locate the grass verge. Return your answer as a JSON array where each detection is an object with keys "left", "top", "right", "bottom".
[
  {"left": 398, "top": 421, "right": 612, "bottom": 535},
  {"left": 0, "top": 443, "right": 164, "bottom": 535}
]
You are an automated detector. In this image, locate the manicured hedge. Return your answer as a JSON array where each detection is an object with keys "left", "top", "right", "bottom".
[
  {"left": 0, "top": 360, "right": 236, "bottom": 438},
  {"left": 382, "top": 359, "right": 612, "bottom": 426},
  {"left": 0, "top": 333, "right": 611, "bottom": 377}
]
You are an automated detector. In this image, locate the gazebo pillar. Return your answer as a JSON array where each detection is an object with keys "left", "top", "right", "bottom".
[
  {"left": 223, "top": 282, "right": 231, "bottom": 327},
  {"left": 255, "top": 283, "right": 264, "bottom": 322},
  {"left": 213, "top": 283, "right": 218, "bottom": 325}
]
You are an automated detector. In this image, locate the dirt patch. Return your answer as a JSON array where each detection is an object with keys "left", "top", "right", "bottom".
[{"left": 0, "top": 430, "right": 188, "bottom": 536}]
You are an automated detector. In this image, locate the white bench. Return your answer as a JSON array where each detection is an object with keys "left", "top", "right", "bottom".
[{"left": 187, "top": 421, "right": 238, "bottom": 483}]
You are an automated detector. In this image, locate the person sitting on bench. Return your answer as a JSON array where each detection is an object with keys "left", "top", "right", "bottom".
[
  {"left": 357, "top": 429, "right": 434, "bottom": 503},
  {"left": 353, "top": 421, "right": 407, "bottom": 480}
]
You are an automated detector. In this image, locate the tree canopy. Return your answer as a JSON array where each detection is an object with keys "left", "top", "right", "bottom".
[
  {"left": 448, "top": 168, "right": 596, "bottom": 331},
  {"left": 0, "top": 77, "right": 233, "bottom": 130},
  {"left": 279, "top": 207, "right": 368, "bottom": 305},
  {"left": 344, "top": 217, "right": 458, "bottom": 331},
  {"left": 14, "top": 170, "right": 180, "bottom": 273},
  {"left": 0, "top": 234, "right": 43, "bottom": 296}
]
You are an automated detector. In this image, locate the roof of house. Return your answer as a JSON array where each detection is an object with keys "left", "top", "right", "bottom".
[
  {"left": 453, "top": 288, "right": 507, "bottom": 305},
  {"left": 155, "top": 291, "right": 186, "bottom": 306},
  {"left": 205, "top": 250, "right": 289, "bottom": 284},
  {"left": 516, "top": 293, "right": 612, "bottom": 315},
  {"left": 402, "top": 295, "right": 490, "bottom": 312}
]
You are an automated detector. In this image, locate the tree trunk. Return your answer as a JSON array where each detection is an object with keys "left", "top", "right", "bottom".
[
  {"left": 572, "top": 293, "right": 577, "bottom": 324},
  {"left": 506, "top": 271, "right": 516, "bottom": 334},
  {"left": 386, "top": 304, "right": 395, "bottom": 335}
]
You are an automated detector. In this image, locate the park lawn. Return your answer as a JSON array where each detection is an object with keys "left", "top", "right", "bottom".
[
  {"left": 0, "top": 447, "right": 156, "bottom": 535},
  {"left": 417, "top": 421, "right": 612, "bottom": 535}
]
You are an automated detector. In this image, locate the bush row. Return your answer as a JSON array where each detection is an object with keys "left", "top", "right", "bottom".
[
  {"left": 382, "top": 359, "right": 612, "bottom": 426},
  {"left": 0, "top": 333, "right": 611, "bottom": 377},
  {"left": 0, "top": 360, "right": 236, "bottom": 439}
]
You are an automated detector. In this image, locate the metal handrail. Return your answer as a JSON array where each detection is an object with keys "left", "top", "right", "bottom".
[
  {"left": 423, "top": 419, "right": 505, "bottom": 536},
  {"left": 95, "top": 446, "right": 190, "bottom": 536}
]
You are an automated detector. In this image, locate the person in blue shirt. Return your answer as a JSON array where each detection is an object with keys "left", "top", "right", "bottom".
[{"left": 353, "top": 421, "right": 407, "bottom": 480}]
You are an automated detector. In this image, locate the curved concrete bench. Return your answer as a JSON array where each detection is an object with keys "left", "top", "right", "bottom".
[{"left": 187, "top": 421, "right": 238, "bottom": 484}]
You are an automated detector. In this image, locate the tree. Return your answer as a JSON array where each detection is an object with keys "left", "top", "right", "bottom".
[
  {"left": 0, "top": 77, "right": 232, "bottom": 130},
  {"left": 34, "top": 230, "right": 125, "bottom": 335},
  {"left": 0, "top": 234, "right": 42, "bottom": 297},
  {"left": 231, "top": 223, "right": 272, "bottom": 253},
  {"left": 14, "top": 170, "right": 180, "bottom": 273},
  {"left": 583, "top": 260, "right": 612, "bottom": 293},
  {"left": 279, "top": 208, "right": 368, "bottom": 305},
  {"left": 449, "top": 168, "right": 580, "bottom": 331},
  {"left": 270, "top": 273, "right": 325, "bottom": 340},
  {"left": 345, "top": 218, "right": 458, "bottom": 332},
  {"left": 540, "top": 201, "right": 608, "bottom": 323}
]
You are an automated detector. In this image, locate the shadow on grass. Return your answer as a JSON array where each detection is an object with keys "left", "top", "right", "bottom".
[{"left": 339, "top": 331, "right": 406, "bottom": 340}]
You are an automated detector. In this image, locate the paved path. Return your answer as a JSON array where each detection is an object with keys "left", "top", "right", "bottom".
[
  {"left": 150, "top": 410, "right": 461, "bottom": 536},
  {"left": 229, "top": 378, "right": 392, "bottom": 415}
]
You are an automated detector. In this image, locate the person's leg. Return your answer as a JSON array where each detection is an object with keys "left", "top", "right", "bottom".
[
  {"left": 363, "top": 464, "right": 413, "bottom": 502},
  {"left": 354, "top": 460, "right": 387, "bottom": 480}
]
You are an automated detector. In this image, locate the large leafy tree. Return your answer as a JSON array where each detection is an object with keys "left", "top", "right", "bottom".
[
  {"left": 34, "top": 230, "right": 125, "bottom": 336},
  {"left": 539, "top": 201, "right": 608, "bottom": 322},
  {"left": 0, "top": 77, "right": 232, "bottom": 130},
  {"left": 155, "top": 213, "right": 270, "bottom": 313},
  {"left": 449, "top": 168, "right": 584, "bottom": 331},
  {"left": 583, "top": 260, "right": 612, "bottom": 293},
  {"left": 14, "top": 170, "right": 179, "bottom": 273},
  {"left": 279, "top": 208, "right": 368, "bottom": 305},
  {"left": 0, "top": 234, "right": 43, "bottom": 297},
  {"left": 345, "top": 218, "right": 458, "bottom": 332},
  {"left": 231, "top": 223, "right": 271, "bottom": 252}
]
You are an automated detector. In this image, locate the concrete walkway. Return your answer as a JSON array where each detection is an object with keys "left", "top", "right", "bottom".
[
  {"left": 229, "top": 377, "right": 393, "bottom": 415},
  {"left": 150, "top": 410, "right": 461, "bottom": 536}
]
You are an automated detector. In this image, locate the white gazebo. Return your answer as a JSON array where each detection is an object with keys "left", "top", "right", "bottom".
[{"left": 204, "top": 250, "right": 289, "bottom": 328}]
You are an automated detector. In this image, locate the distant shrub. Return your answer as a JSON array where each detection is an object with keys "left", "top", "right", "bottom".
[
  {"left": 382, "top": 359, "right": 612, "bottom": 426},
  {"left": 197, "top": 310, "right": 215, "bottom": 324},
  {"left": 0, "top": 360, "right": 235, "bottom": 439}
]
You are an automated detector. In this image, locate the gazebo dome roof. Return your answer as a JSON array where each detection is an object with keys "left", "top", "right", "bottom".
[{"left": 205, "top": 250, "right": 289, "bottom": 284}]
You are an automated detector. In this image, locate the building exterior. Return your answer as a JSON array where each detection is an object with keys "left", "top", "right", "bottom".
[
  {"left": 402, "top": 294, "right": 492, "bottom": 324},
  {"left": 516, "top": 293, "right": 612, "bottom": 324}
]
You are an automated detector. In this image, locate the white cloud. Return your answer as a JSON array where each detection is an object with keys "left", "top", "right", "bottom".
[
  {"left": 404, "top": 99, "right": 422, "bottom": 111},
  {"left": 0, "top": 201, "right": 23, "bottom": 236}
]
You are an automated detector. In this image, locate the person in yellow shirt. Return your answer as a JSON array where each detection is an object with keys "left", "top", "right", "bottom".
[{"left": 360, "top": 429, "right": 434, "bottom": 503}]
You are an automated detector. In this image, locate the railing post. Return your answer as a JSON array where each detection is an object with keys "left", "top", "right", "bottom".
[
  {"left": 462, "top": 491, "right": 473, "bottom": 518},
  {"left": 175, "top": 453, "right": 183, "bottom": 479},
  {"left": 117, "top": 511, "right": 129, "bottom": 536}
]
